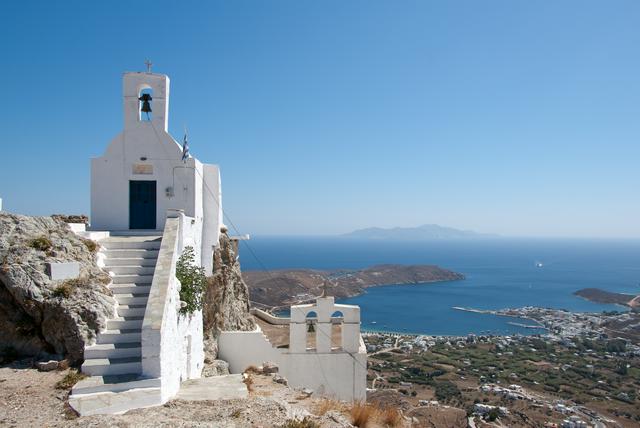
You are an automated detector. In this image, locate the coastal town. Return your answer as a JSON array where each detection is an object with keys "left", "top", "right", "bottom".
[{"left": 363, "top": 307, "right": 640, "bottom": 427}]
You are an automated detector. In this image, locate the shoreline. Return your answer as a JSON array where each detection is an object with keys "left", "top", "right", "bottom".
[{"left": 452, "top": 306, "right": 548, "bottom": 330}]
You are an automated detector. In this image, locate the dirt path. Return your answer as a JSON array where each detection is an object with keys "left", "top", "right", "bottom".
[{"left": 0, "top": 361, "right": 73, "bottom": 427}]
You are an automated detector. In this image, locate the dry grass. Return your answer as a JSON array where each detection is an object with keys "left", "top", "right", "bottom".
[
  {"left": 278, "top": 417, "right": 320, "bottom": 428},
  {"left": 55, "top": 370, "right": 87, "bottom": 390},
  {"left": 29, "top": 236, "right": 53, "bottom": 251},
  {"left": 379, "top": 406, "right": 402, "bottom": 427},
  {"left": 350, "top": 402, "right": 375, "bottom": 428},
  {"left": 313, "top": 398, "right": 345, "bottom": 416},
  {"left": 81, "top": 238, "right": 99, "bottom": 253},
  {"left": 351, "top": 402, "right": 403, "bottom": 427},
  {"left": 52, "top": 283, "right": 75, "bottom": 298},
  {"left": 243, "top": 374, "right": 254, "bottom": 392}
]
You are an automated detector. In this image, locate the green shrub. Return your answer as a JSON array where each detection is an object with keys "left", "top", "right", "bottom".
[
  {"left": 55, "top": 370, "right": 87, "bottom": 389},
  {"left": 279, "top": 417, "right": 320, "bottom": 428},
  {"left": 176, "top": 246, "right": 206, "bottom": 315},
  {"left": 487, "top": 408, "right": 500, "bottom": 421},
  {"left": 29, "top": 236, "right": 53, "bottom": 251},
  {"left": 434, "top": 380, "right": 461, "bottom": 401}
]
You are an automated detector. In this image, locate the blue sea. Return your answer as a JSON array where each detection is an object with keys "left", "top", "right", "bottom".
[{"left": 240, "top": 237, "right": 640, "bottom": 336}]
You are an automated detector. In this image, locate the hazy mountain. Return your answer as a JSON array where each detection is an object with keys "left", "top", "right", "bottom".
[{"left": 342, "top": 224, "right": 499, "bottom": 240}]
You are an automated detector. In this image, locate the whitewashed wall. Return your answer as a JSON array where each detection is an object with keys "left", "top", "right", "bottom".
[
  {"left": 141, "top": 214, "right": 204, "bottom": 402},
  {"left": 219, "top": 298, "right": 367, "bottom": 402},
  {"left": 201, "top": 164, "right": 222, "bottom": 274}
]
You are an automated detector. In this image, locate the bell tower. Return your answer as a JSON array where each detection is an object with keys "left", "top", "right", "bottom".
[{"left": 122, "top": 68, "right": 170, "bottom": 132}]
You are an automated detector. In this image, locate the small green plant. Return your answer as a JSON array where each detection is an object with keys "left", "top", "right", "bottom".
[
  {"left": 279, "top": 417, "right": 320, "bottom": 428},
  {"left": 487, "top": 407, "right": 500, "bottom": 422},
  {"left": 55, "top": 370, "right": 87, "bottom": 389},
  {"left": 29, "top": 236, "right": 53, "bottom": 251},
  {"left": 176, "top": 246, "right": 206, "bottom": 315}
]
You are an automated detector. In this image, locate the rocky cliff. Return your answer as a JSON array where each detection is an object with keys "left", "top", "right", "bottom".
[
  {"left": 0, "top": 213, "right": 114, "bottom": 364},
  {"left": 202, "top": 231, "right": 256, "bottom": 365}
]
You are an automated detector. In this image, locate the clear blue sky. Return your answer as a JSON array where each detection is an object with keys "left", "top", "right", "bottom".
[{"left": 1, "top": 1, "right": 639, "bottom": 237}]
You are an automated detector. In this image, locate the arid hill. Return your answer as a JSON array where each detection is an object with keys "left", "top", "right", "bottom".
[
  {"left": 574, "top": 288, "right": 639, "bottom": 308},
  {"left": 243, "top": 264, "right": 464, "bottom": 308}
]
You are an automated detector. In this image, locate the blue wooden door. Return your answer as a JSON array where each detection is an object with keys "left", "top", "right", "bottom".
[{"left": 129, "top": 181, "right": 156, "bottom": 229}]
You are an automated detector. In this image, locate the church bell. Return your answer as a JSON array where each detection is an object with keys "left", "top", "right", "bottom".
[{"left": 139, "top": 93, "right": 152, "bottom": 114}]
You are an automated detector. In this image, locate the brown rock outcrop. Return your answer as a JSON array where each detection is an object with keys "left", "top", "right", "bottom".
[
  {"left": 202, "top": 231, "right": 256, "bottom": 363},
  {"left": 0, "top": 213, "right": 114, "bottom": 363}
]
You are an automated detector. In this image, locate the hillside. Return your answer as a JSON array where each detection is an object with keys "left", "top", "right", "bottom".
[
  {"left": 342, "top": 224, "right": 498, "bottom": 240},
  {"left": 243, "top": 264, "right": 465, "bottom": 308},
  {"left": 574, "top": 288, "right": 639, "bottom": 308}
]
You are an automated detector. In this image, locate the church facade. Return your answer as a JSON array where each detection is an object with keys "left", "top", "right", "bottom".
[{"left": 90, "top": 71, "right": 222, "bottom": 273}]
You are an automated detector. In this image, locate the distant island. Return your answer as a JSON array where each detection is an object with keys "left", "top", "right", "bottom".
[
  {"left": 243, "top": 264, "right": 465, "bottom": 308},
  {"left": 574, "top": 288, "right": 639, "bottom": 309},
  {"left": 342, "top": 224, "right": 499, "bottom": 240}
]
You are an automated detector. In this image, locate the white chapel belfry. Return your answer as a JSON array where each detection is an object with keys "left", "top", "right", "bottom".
[{"left": 90, "top": 67, "right": 223, "bottom": 273}]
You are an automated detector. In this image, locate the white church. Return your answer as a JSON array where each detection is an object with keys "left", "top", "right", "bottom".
[{"left": 68, "top": 68, "right": 366, "bottom": 415}]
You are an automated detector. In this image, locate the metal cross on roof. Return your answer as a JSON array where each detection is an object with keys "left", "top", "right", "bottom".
[{"left": 144, "top": 59, "right": 152, "bottom": 73}]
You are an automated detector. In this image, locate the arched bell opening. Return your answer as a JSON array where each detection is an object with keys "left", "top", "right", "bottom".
[
  {"left": 305, "top": 311, "right": 318, "bottom": 351},
  {"left": 330, "top": 311, "right": 344, "bottom": 351},
  {"left": 138, "top": 87, "right": 153, "bottom": 121}
]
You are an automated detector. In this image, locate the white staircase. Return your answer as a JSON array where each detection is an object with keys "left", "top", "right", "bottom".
[{"left": 70, "top": 234, "right": 164, "bottom": 415}]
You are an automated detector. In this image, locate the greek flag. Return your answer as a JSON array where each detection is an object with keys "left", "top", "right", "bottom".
[{"left": 181, "top": 133, "right": 190, "bottom": 162}]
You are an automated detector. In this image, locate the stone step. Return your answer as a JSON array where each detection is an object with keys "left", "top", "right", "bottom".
[
  {"left": 105, "top": 265, "right": 156, "bottom": 275},
  {"left": 110, "top": 284, "right": 151, "bottom": 296},
  {"left": 72, "top": 375, "right": 161, "bottom": 395},
  {"left": 117, "top": 305, "right": 146, "bottom": 317},
  {"left": 107, "top": 318, "right": 144, "bottom": 330},
  {"left": 82, "top": 357, "right": 142, "bottom": 376},
  {"left": 109, "top": 230, "right": 163, "bottom": 237},
  {"left": 105, "top": 249, "right": 159, "bottom": 259},
  {"left": 112, "top": 274, "right": 154, "bottom": 285},
  {"left": 68, "top": 385, "right": 162, "bottom": 416},
  {"left": 106, "top": 257, "right": 158, "bottom": 267},
  {"left": 114, "top": 295, "right": 149, "bottom": 306},
  {"left": 84, "top": 343, "right": 141, "bottom": 359},
  {"left": 97, "top": 330, "right": 141, "bottom": 344},
  {"left": 102, "top": 239, "right": 161, "bottom": 250}
]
